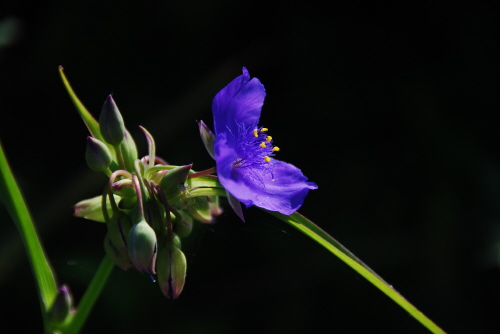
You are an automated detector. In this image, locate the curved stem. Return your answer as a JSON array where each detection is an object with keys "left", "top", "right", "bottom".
[
  {"left": 264, "top": 210, "right": 446, "bottom": 334},
  {"left": 138, "top": 126, "right": 156, "bottom": 169},
  {"left": 132, "top": 175, "right": 146, "bottom": 221}
]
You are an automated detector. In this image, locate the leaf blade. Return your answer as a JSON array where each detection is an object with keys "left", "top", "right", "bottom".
[{"left": 0, "top": 141, "right": 58, "bottom": 332}]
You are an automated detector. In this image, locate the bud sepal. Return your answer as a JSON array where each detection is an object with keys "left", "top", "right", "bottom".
[
  {"left": 48, "top": 285, "right": 74, "bottom": 327},
  {"left": 85, "top": 136, "right": 113, "bottom": 173},
  {"left": 156, "top": 243, "right": 187, "bottom": 299},
  {"left": 99, "top": 95, "right": 125, "bottom": 145},
  {"left": 127, "top": 220, "right": 157, "bottom": 273}
]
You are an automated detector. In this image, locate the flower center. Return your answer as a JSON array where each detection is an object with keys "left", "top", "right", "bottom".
[{"left": 232, "top": 126, "right": 280, "bottom": 168}]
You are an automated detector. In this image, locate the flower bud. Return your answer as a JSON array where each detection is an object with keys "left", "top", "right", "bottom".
[
  {"left": 156, "top": 245, "right": 187, "bottom": 299},
  {"left": 48, "top": 285, "right": 73, "bottom": 324},
  {"left": 74, "top": 194, "right": 120, "bottom": 223},
  {"left": 85, "top": 136, "right": 112, "bottom": 172},
  {"left": 105, "top": 214, "right": 133, "bottom": 269},
  {"left": 107, "top": 214, "right": 132, "bottom": 251},
  {"left": 99, "top": 95, "right": 125, "bottom": 145},
  {"left": 208, "top": 195, "right": 223, "bottom": 217},
  {"left": 111, "top": 178, "right": 136, "bottom": 198},
  {"left": 118, "top": 195, "right": 138, "bottom": 210},
  {"left": 172, "top": 233, "right": 182, "bottom": 248},
  {"left": 174, "top": 211, "right": 193, "bottom": 238},
  {"left": 159, "top": 164, "right": 192, "bottom": 201},
  {"left": 127, "top": 220, "right": 157, "bottom": 273},
  {"left": 120, "top": 130, "right": 139, "bottom": 172},
  {"left": 198, "top": 120, "right": 216, "bottom": 159},
  {"left": 184, "top": 195, "right": 222, "bottom": 224},
  {"left": 104, "top": 233, "right": 133, "bottom": 270}
]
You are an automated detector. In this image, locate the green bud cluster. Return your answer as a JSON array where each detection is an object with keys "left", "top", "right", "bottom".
[{"left": 72, "top": 93, "right": 226, "bottom": 299}]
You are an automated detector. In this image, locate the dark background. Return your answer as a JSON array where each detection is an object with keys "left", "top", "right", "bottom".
[{"left": 0, "top": 1, "right": 498, "bottom": 333}]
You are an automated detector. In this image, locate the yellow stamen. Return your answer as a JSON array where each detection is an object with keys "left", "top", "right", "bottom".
[
  {"left": 272, "top": 146, "right": 280, "bottom": 151},
  {"left": 260, "top": 142, "right": 266, "bottom": 148},
  {"left": 233, "top": 157, "right": 244, "bottom": 167},
  {"left": 260, "top": 128, "right": 269, "bottom": 132},
  {"left": 266, "top": 136, "right": 272, "bottom": 142},
  {"left": 253, "top": 129, "right": 258, "bottom": 137},
  {"left": 264, "top": 156, "right": 271, "bottom": 163}
]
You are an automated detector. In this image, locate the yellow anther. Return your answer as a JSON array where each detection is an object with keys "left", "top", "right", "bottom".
[
  {"left": 264, "top": 156, "right": 271, "bottom": 163},
  {"left": 266, "top": 136, "right": 272, "bottom": 142},
  {"left": 233, "top": 157, "right": 244, "bottom": 167},
  {"left": 253, "top": 129, "right": 258, "bottom": 137},
  {"left": 272, "top": 146, "right": 280, "bottom": 151},
  {"left": 260, "top": 128, "right": 269, "bottom": 132},
  {"left": 260, "top": 142, "right": 266, "bottom": 148}
]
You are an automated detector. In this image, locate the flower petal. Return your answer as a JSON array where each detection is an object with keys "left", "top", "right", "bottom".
[
  {"left": 212, "top": 67, "right": 266, "bottom": 136},
  {"left": 215, "top": 135, "right": 317, "bottom": 215}
]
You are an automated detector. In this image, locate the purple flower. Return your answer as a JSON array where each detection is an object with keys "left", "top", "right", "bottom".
[{"left": 211, "top": 68, "right": 317, "bottom": 215}]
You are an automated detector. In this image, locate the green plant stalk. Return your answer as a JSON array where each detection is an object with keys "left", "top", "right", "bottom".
[
  {"left": 265, "top": 210, "right": 446, "bottom": 334},
  {"left": 183, "top": 176, "right": 445, "bottom": 331},
  {"left": 0, "top": 141, "right": 58, "bottom": 333},
  {"left": 64, "top": 256, "right": 114, "bottom": 334}
]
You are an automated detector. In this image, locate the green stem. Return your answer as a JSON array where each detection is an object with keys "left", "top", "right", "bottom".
[
  {"left": 265, "top": 210, "right": 446, "bottom": 334},
  {"left": 0, "top": 141, "right": 57, "bottom": 333},
  {"left": 64, "top": 256, "right": 114, "bottom": 334}
]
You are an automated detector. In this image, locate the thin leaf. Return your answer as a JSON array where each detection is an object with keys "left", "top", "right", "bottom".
[
  {"left": 58, "top": 66, "right": 101, "bottom": 139},
  {"left": 0, "top": 141, "right": 57, "bottom": 332},
  {"left": 265, "top": 210, "right": 446, "bottom": 334},
  {"left": 58, "top": 66, "right": 118, "bottom": 173}
]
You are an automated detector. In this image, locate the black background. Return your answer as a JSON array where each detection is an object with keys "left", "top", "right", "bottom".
[{"left": 0, "top": 1, "right": 498, "bottom": 333}]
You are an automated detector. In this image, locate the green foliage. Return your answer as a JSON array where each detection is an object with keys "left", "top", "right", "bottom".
[{"left": 0, "top": 141, "right": 57, "bottom": 333}]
